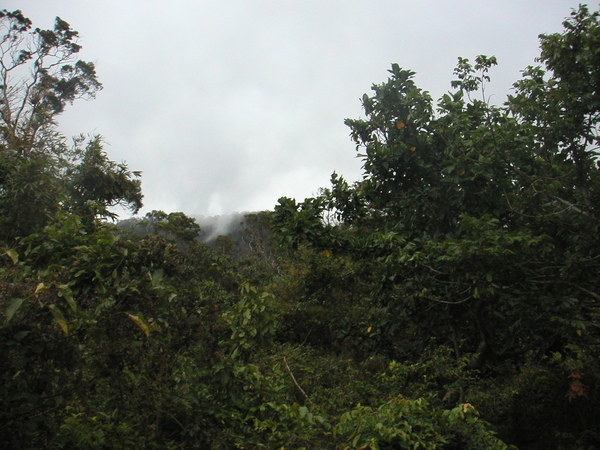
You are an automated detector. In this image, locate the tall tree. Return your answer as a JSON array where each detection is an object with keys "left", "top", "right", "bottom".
[
  {"left": 317, "top": 5, "right": 600, "bottom": 370},
  {"left": 0, "top": 10, "right": 141, "bottom": 238},
  {"left": 0, "top": 10, "right": 101, "bottom": 151}
]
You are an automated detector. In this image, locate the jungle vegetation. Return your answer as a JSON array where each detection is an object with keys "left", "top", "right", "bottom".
[{"left": 1, "top": 5, "right": 599, "bottom": 449}]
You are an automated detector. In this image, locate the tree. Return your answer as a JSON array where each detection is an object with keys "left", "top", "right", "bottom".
[
  {"left": 66, "top": 136, "right": 143, "bottom": 224},
  {"left": 318, "top": 6, "right": 600, "bottom": 373},
  {"left": 139, "top": 210, "right": 201, "bottom": 244},
  {"left": 293, "top": 7, "right": 600, "bottom": 444},
  {"left": 273, "top": 196, "right": 329, "bottom": 249},
  {"left": 0, "top": 10, "right": 141, "bottom": 238},
  {"left": 0, "top": 10, "right": 101, "bottom": 151}
]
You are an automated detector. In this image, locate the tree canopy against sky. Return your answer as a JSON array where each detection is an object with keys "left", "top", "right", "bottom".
[
  {"left": 1, "top": 0, "right": 583, "bottom": 217},
  {"left": 0, "top": 10, "right": 142, "bottom": 237},
  {"left": 276, "top": 4, "right": 600, "bottom": 372}
]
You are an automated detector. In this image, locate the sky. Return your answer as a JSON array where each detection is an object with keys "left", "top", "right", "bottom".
[{"left": 4, "top": 0, "right": 588, "bottom": 218}]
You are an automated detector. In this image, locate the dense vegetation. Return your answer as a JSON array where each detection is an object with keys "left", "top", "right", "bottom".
[{"left": 1, "top": 5, "right": 599, "bottom": 448}]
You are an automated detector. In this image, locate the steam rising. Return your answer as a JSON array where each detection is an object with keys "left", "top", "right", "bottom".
[{"left": 194, "top": 212, "right": 247, "bottom": 243}]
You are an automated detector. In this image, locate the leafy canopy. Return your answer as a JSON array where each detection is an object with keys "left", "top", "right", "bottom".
[{"left": 0, "top": 10, "right": 141, "bottom": 238}]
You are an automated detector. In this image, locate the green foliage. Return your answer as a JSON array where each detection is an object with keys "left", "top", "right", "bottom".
[
  {"left": 0, "top": 11, "right": 141, "bottom": 240},
  {"left": 247, "top": 401, "right": 331, "bottom": 447},
  {"left": 511, "top": 5, "right": 600, "bottom": 167},
  {"left": 0, "top": 144, "right": 64, "bottom": 237},
  {"left": 2, "top": 5, "right": 600, "bottom": 448},
  {"left": 0, "top": 10, "right": 101, "bottom": 150},
  {"left": 273, "top": 196, "right": 330, "bottom": 249},
  {"left": 139, "top": 210, "right": 201, "bottom": 244},
  {"left": 222, "top": 283, "right": 278, "bottom": 361},
  {"left": 334, "top": 396, "right": 510, "bottom": 449},
  {"left": 0, "top": 210, "right": 232, "bottom": 448},
  {"left": 270, "top": 246, "right": 372, "bottom": 351},
  {"left": 318, "top": 4, "right": 600, "bottom": 368},
  {"left": 304, "top": 4, "right": 600, "bottom": 446},
  {"left": 66, "top": 136, "right": 143, "bottom": 223}
]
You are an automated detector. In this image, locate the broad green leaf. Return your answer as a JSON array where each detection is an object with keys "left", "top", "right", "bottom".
[
  {"left": 5, "top": 298, "right": 24, "bottom": 325},
  {"left": 4, "top": 249, "right": 18, "bottom": 264},
  {"left": 57, "top": 284, "right": 77, "bottom": 312},
  {"left": 48, "top": 304, "right": 68, "bottom": 335}
]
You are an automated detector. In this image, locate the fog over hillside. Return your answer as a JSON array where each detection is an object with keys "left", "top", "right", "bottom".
[
  {"left": 192, "top": 213, "right": 248, "bottom": 243},
  {"left": 118, "top": 212, "right": 251, "bottom": 243}
]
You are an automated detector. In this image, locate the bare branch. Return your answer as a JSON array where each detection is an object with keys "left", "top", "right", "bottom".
[{"left": 283, "top": 357, "right": 312, "bottom": 404}]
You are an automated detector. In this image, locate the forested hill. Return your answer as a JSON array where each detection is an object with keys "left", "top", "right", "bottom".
[
  {"left": 119, "top": 212, "right": 249, "bottom": 245},
  {"left": 118, "top": 211, "right": 277, "bottom": 262},
  {"left": 2, "top": 5, "right": 600, "bottom": 448}
]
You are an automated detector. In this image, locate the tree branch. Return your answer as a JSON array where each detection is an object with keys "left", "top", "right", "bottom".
[{"left": 283, "top": 357, "right": 311, "bottom": 404}]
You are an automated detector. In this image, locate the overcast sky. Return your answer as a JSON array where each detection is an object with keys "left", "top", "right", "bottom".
[{"left": 4, "top": 1, "right": 587, "bottom": 217}]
